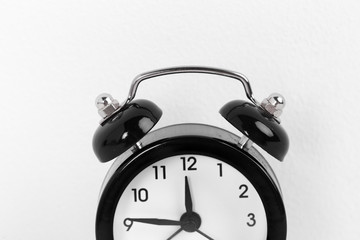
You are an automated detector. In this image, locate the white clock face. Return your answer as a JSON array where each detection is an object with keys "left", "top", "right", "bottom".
[{"left": 113, "top": 154, "right": 267, "bottom": 240}]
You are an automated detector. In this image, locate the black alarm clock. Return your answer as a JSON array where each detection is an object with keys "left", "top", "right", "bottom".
[{"left": 92, "top": 66, "right": 289, "bottom": 240}]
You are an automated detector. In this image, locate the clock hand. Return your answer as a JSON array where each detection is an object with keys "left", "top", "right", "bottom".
[
  {"left": 167, "top": 227, "right": 214, "bottom": 240},
  {"left": 184, "top": 177, "right": 214, "bottom": 240},
  {"left": 123, "top": 218, "right": 181, "bottom": 231},
  {"left": 185, "top": 176, "right": 193, "bottom": 213},
  {"left": 196, "top": 229, "right": 215, "bottom": 240},
  {"left": 167, "top": 227, "right": 183, "bottom": 240}
]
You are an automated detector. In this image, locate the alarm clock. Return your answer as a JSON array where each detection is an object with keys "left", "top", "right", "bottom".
[{"left": 92, "top": 66, "right": 289, "bottom": 240}]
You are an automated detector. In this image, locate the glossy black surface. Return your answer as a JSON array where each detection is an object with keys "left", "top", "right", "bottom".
[
  {"left": 220, "top": 100, "right": 289, "bottom": 161},
  {"left": 96, "top": 136, "right": 286, "bottom": 240},
  {"left": 92, "top": 99, "right": 162, "bottom": 162}
]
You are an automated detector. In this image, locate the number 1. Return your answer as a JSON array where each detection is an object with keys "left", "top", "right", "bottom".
[{"left": 217, "top": 163, "right": 223, "bottom": 177}]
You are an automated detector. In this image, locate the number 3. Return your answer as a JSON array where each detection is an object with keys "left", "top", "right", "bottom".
[{"left": 247, "top": 213, "right": 256, "bottom": 227}]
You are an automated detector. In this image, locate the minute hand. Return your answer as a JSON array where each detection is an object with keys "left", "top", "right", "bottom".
[{"left": 124, "top": 218, "right": 181, "bottom": 231}]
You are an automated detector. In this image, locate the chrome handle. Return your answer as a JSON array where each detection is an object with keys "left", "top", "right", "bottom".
[{"left": 126, "top": 66, "right": 260, "bottom": 106}]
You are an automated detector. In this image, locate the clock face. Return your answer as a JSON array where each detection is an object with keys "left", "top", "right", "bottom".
[
  {"left": 96, "top": 132, "right": 286, "bottom": 240},
  {"left": 113, "top": 154, "right": 267, "bottom": 240}
]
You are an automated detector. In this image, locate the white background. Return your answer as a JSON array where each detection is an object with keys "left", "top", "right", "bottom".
[{"left": 1, "top": 1, "right": 359, "bottom": 239}]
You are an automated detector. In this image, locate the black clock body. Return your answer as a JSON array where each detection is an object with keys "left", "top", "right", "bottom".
[{"left": 95, "top": 124, "right": 286, "bottom": 240}]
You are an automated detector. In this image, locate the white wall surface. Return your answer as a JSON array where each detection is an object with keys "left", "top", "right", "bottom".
[{"left": 1, "top": 0, "right": 359, "bottom": 239}]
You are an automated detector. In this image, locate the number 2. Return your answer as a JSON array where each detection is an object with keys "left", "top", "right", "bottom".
[{"left": 239, "top": 184, "right": 249, "bottom": 198}]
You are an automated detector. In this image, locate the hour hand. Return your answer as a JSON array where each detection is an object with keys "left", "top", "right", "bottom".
[
  {"left": 185, "top": 176, "right": 193, "bottom": 213},
  {"left": 124, "top": 218, "right": 181, "bottom": 231}
]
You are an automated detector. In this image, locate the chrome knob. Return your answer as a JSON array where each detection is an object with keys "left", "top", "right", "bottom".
[
  {"left": 95, "top": 93, "right": 120, "bottom": 119},
  {"left": 261, "top": 93, "right": 286, "bottom": 118}
]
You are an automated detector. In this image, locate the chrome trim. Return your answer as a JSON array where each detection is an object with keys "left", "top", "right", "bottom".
[{"left": 99, "top": 124, "right": 282, "bottom": 198}]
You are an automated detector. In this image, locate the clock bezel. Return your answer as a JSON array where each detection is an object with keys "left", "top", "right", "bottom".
[{"left": 96, "top": 124, "right": 286, "bottom": 240}]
